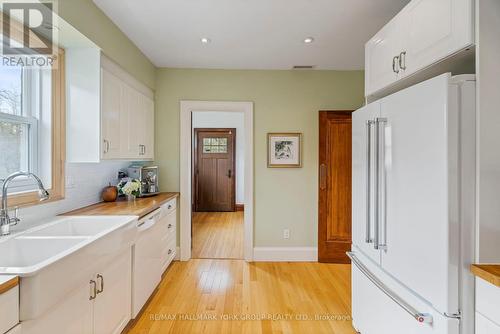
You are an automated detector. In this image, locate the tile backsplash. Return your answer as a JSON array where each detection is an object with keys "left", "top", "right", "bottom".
[{"left": 16, "top": 161, "right": 130, "bottom": 230}]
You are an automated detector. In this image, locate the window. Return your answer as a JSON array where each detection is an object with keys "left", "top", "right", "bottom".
[
  {"left": 203, "top": 137, "right": 228, "bottom": 153},
  {"left": 0, "top": 65, "right": 43, "bottom": 183},
  {"left": 0, "top": 14, "right": 65, "bottom": 207}
]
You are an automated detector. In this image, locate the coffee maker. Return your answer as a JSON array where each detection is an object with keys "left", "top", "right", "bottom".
[{"left": 127, "top": 165, "right": 159, "bottom": 197}]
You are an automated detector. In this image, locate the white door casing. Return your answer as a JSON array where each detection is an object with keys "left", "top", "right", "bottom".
[{"left": 180, "top": 101, "right": 254, "bottom": 261}]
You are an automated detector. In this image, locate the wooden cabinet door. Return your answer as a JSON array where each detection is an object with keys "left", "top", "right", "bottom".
[
  {"left": 194, "top": 129, "right": 236, "bottom": 212},
  {"left": 318, "top": 111, "right": 352, "bottom": 263},
  {"left": 101, "top": 69, "right": 123, "bottom": 159},
  {"left": 365, "top": 15, "right": 402, "bottom": 96},
  {"left": 402, "top": 0, "right": 473, "bottom": 78},
  {"left": 93, "top": 249, "right": 132, "bottom": 334}
]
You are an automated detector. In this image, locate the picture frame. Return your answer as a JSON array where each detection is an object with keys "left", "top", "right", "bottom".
[{"left": 267, "top": 132, "right": 302, "bottom": 168}]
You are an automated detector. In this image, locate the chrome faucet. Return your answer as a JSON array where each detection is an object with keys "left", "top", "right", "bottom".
[{"left": 0, "top": 172, "right": 50, "bottom": 235}]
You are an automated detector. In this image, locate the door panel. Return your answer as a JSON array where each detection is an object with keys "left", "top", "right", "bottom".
[
  {"left": 403, "top": 0, "right": 473, "bottom": 78},
  {"left": 101, "top": 69, "right": 123, "bottom": 159},
  {"left": 194, "top": 129, "right": 236, "bottom": 212},
  {"left": 380, "top": 74, "right": 458, "bottom": 313},
  {"left": 318, "top": 111, "right": 352, "bottom": 263},
  {"left": 365, "top": 15, "right": 402, "bottom": 96},
  {"left": 352, "top": 103, "right": 381, "bottom": 264},
  {"left": 93, "top": 249, "right": 132, "bottom": 334}
]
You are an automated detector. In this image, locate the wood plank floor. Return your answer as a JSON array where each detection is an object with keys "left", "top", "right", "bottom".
[
  {"left": 126, "top": 259, "right": 355, "bottom": 334},
  {"left": 192, "top": 211, "right": 244, "bottom": 259}
]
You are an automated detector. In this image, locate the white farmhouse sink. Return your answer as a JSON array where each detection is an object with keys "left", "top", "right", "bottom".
[
  {"left": 22, "top": 216, "right": 135, "bottom": 238},
  {"left": 0, "top": 215, "right": 138, "bottom": 320}
]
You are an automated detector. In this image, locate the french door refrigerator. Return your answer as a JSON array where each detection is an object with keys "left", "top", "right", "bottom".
[{"left": 350, "top": 73, "right": 476, "bottom": 334}]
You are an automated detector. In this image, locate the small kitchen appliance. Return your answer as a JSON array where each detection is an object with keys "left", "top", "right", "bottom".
[{"left": 127, "top": 165, "right": 159, "bottom": 197}]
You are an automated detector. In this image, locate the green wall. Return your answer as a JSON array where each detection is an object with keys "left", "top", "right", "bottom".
[
  {"left": 58, "top": 0, "right": 156, "bottom": 89},
  {"left": 156, "top": 68, "right": 365, "bottom": 247}
]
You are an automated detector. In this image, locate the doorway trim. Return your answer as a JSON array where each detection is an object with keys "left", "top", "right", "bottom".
[{"left": 180, "top": 101, "right": 254, "bottom": 261}]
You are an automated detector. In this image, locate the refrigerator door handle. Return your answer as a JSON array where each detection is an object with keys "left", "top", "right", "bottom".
[
  {"left": 365, "top": 120, "right": 374, "bottom": 243},
  {"left": 347, "top": 252, "right": 433, "bottom": 324},
  {"left": 374, "top": 117, "right": 387, "bottom": 250}
]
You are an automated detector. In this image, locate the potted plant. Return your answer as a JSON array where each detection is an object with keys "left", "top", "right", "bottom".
[{"left": 117, "top": 179, "right": 141, "bottom": 201}]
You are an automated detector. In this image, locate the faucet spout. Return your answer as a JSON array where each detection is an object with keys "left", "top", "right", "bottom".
[{"left": 0, "top": 171, "right": 50, "bottom": 235}]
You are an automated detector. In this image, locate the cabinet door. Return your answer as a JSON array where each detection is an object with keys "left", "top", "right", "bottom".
[
  {"left": 93, "top": 249, "right": 132, "bottom": 334},
  {"left": 121, "top": 86, "right": 143, "bottom": 159},
  {"left": 351, "top": 102, "right": 381, "bottom": 264},
  {"left": 142, "top": 94, "right": 155, "bottom": 160},
  {"left": 402, "top": 0, "right": 473, "bottom": 77},
  {"left": 101, "top": 69, "right": 124, "bottom": 159},
  {"left": 21, "top": 276, "right": 93, "bottom": 334},
  {"left": 365, "top": 15, "right": 402, "bottom": 96}
]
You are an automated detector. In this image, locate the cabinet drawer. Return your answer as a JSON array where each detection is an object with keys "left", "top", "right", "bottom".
[
  {"left": 476, "top": 278, "right": 500, "bottom": 325},
  {"left": 161, "top": 198, "right": 177, "bottom": 216},
  {"left": 0, "top": 285, "right": 19, "bottom": 334}
]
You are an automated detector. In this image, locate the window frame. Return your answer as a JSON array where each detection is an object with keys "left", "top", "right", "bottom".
[{"left": 0, "top": 14, "right": 65, "bottom": 207}]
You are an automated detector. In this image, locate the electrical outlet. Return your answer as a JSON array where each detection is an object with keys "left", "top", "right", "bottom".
[{"left": 283, "top": 229, "right": 290, "bottom": 240}]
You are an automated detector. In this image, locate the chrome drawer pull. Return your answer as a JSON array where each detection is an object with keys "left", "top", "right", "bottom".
[{"left": 96, "top": 274, "right": 104, "bottom": 294}]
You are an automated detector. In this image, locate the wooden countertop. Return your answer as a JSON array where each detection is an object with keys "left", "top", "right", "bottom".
[
  {"left": 471, "top": 264, "right": 500, "bottom": 287},
  {"left": 63, "top": 192, "right": 179, "bottom": 218},
  {"left": 0, "top": 276, "right": 19, "bottom": 295}
]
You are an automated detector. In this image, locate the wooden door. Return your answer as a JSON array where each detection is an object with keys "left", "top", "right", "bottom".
[
  {"left": 194, "top": 128, "right": 236, "bottom": 212},
  {"left": 318, "top": 111, "right": 352, "bottom": 263}
]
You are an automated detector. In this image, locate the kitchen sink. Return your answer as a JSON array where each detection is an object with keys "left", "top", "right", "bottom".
[
  {"left": 0, "top": 215, "right": 138, "bottom": 320},
  {"left": 21, "top": 216, "right": 133, "bottom": 237},
  {"left": 0, "top": 237, "right": 87, "bottom": 269}
]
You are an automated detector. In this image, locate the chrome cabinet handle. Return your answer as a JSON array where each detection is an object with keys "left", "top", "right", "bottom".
[
  {"left": 374, "top": 118, "right": 387, "bottom": 251},
  {"left": 168, "top": 249, "right": 172, "bottom": 255},
  {"left": 96, "top": 274, "right": 104, "bottom": 294},
  {"left": 168, "top": 204, "right": 172, "bottom": 209},
  {"left": 143, "top": 145, "right": 146, "bottom": 155},
  {"left": 365, "top": 120, "right": 374, "bottom": 243},
  {"left": 168, "top": 223, "right": 172, "bottom": 229},
  {"left": 392, "top": 56, "right": 400, "bottom": 74},
  {"left": 347, "top": 252, "right": 433, "bottom": 324},
  {"left": 89, "top": 280, "right": 97, "bottom": 300},
  {"left": 399, "top": 51, "right": 407, "bottom": 70},
  {"left": 139, "top": 145, "right": 143, "bottom": 155},
  {"left": 103, "top": 139, "right": 110, "bottom": 154}
]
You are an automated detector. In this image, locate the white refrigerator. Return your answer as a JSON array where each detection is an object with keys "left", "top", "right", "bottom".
[{"left": 350, "top": 73, "right": 476, "bottom": 334}]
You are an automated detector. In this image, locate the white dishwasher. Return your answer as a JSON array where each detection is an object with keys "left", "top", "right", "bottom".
[{"left": 132, "top": 208, "right": 162, "bottom": 318}]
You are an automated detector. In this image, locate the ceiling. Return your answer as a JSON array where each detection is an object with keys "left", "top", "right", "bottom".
[{"left": 93, "top": 0, "right": 410, "bottom": 70}]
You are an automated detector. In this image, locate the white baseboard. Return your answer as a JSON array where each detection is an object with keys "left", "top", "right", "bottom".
[
  {"left": 252, "top": 247, "right": 318, "bottom": 262},
  {"left": 174, "top": 246, "right": 180, "bottom": 261}
]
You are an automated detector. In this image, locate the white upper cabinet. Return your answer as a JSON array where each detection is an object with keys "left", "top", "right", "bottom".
[
  {"left": 67, "top": 50, "right": 155, "bottom": 162},
  {"left": 365, "top": 0, "right": 474, "bottom": 97},
  {"left": 101, "top": 56, "right": 155, "bottom": 161},
  {"left": 365, "top": 15, "right": 403, "bottom": 96}
]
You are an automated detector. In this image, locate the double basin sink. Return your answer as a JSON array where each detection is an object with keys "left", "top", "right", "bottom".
[{"left": 0, "top": 215, "right": 138, "bottom": 319}]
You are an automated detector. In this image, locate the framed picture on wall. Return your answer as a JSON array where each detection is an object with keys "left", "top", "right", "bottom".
[{"left": 267, "top": 133, "right": 302, "bottom": 168}]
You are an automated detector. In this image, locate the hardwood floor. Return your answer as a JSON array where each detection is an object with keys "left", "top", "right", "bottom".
[
  {"left": 192, "top": 211, "right": 244, "bottom": 259},
  {"left": 126, "top": 259, "right": 355, "bottom": 334}
]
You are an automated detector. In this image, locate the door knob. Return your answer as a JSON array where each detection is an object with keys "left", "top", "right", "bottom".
[{"left": 227, "top": 170, "right": 232, "bottom": 178}]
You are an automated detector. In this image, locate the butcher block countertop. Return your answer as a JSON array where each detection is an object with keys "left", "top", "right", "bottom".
[
  {"left": 0, "top": 276, "right": 18, "bottom": 295},
  {"left": 471, "top": 264, "right": 500, "bottom": 287},
  {"left": 63, "top": 192, "right": 179, "bottom": 218}
]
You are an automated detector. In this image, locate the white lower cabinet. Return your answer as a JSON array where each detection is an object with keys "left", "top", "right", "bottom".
[
  {"left": 21, "top": 248, "right": 132, "bottom": 334},
  {"left": 0, "top": 282, "right": 19, "bottom": 334},
  {"left": 476, "top": 278, "right": 500, "bottom": 334},
  {"left": 158, "top": 199, "right": 177, "bottom": 273}
]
